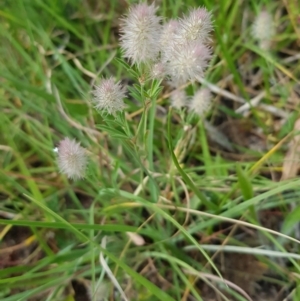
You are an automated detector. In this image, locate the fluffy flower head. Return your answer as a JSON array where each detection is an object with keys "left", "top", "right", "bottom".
[
  {"left": 119, "top": 3, "right": 162, "bottom": 65},
  {"left": 150, "top": 62, "right": 165, "bottom": 79},
  {"left": 170, "top": 89, "right": 187, "bottom": 109},
  {"left": 160, "top": 20, "right": 180, "bottom": 53},
  {"left": 164, "top": 41, "right": 212, "bottom": 86},
  {"left": 252, "top": 11, "right": 275, "bottom": 50},
  {"left": 57, "top": 138, "right": 87, "bottom": 180},
  {"left": 189, "top": 88, "right": 212, "bottom": 116},
  {"left": 92, "top": 77, "right": 126, "bottom": 115},
  {"left": 177, "top": 8, "right": 213, "bottom": 43}
]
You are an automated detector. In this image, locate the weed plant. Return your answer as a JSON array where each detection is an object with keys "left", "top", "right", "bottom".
[{"left": 0, "top": 0, "right": 300, "bottom": 300}]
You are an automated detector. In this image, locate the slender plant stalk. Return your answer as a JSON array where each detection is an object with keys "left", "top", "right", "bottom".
[
  {"left": 147, "top": 95, "right": 158, "bottom": 202},
  {"left": 167, "top": 109, "right": 216, "bottom": 210}
]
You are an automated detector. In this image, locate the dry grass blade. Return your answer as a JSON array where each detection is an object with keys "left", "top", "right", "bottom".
[
  {"left": 184, "top": 270, "right": 254, "bottom": 301},
  {"left": 281, "top": 118, "right": 300, "bottom": 180},
  {"left": 108, "top": 201, "right": 300, "bottom": 245},
  {"left": 100, "top": 236, "right": 129, "bottom": 301}
]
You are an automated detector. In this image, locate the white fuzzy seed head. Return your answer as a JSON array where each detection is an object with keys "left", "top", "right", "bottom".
[
  {"left": 119, "top": 3, "right": 162, "bottom": 65},
  {"left": 57, "top": 138, "right": 87, "bottom": 180},
  {"left": 177, "top": 8, "right": 213, "bottom": 43},
  {"left": 189, "top": 88, "right": 212, "bottom": 116},
  {"left": 150, "top": 62, "right": 165, "bottom": 79},
  {"left": 164, "top": 41, "right": 212, "bottom": 86},
  {"left": 252, "top": 11, "right": 275, "bottom": 50},
  {"left": 160, "top": 20, "right": 180, "bottom": 59},
  {"left": 170, "top": 89, "right": 187, "bottom": 109},
  {"left": 92, "top": 78, "right": 126, "bottom": 115}
]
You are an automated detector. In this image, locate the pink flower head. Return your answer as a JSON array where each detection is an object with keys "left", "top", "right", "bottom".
[
  {"left": 177, "top": 8, "right": 213, "bottom": 43},
  {"left": 92, "top": 77, "right": 126, "bottom": 115},
  {"left": 150, "top": 62, "right": 165, "bottom": 79},
  {"left": 119, "top": 3, "right": 162, "bottom": 65},
  {"left": 188, "top": 88, "right": 212, "bottom": 116},
  {"left": 57, "top": 138, "right": 87, "bottom": 180},
  {"left": 160, "top": 20, "right": 180, "bottom": 54},
  {"left": 170, "top": 89, "right": 187, "bottom": 109},
  {"left": 164, "top": 41, "right": 212, "bottom": 85}
]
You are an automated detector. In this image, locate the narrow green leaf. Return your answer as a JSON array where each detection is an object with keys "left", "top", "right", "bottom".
[
  {"left": 110, "top": 189, "right": 223, "bottom": 282},
  {"left": 167, "top": 109, "right": 217, "bottom": 211},
  {"left": 97, "top": 124, "right": 130, "bottom": 140},
  {"left": 0, "top": 219, "right": 148, "bottom": 235},
  {"left": 236, "top": 164, "right": 253, "bottom": 200},
  {"left": 282, "top": 207, "right": 300, "bottom": 235},
  {"left": 115, "top": 57, "right": 139, "bottom": 78},
  {"left": 23, "top": 195, "right": 176, "bottom": 301}
]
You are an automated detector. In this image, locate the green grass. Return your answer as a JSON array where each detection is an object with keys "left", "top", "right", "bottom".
[{"left": 1, "top": 0, "right": 300, "bottom": 300}]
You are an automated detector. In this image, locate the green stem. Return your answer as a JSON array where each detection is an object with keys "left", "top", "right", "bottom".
[
  {"left": 147, "top": 95, "right": 158, "bottom": 202},
  {"left": 148, "top": 98, "right": 155, "bottom": 170},
  {"left": 167, "top": 109, "right": 216, "bottom": 210}
]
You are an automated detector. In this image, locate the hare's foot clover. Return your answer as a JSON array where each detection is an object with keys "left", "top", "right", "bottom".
[
  {"left": 119, "top": 3, "right": 162, "bottom": 65},
  {"left": 170, "top": 89, "right": 187, "bottom": 109},
  {"left": 177, "top": 7, "right": 213, "bottom": 43},
  {"left": 188, "top": 88, "right": 212, "bottom": 117},
  {"left": 92, "top": 77, "right": 127, "bottom": 116},
  {"left": 252, "top": 10, "right": 275, "bottom": 50},
  {"left": 56, "top": 137, "right": 88, "bottom": 180},
  {"left": 56, "top": 3, "right": 215, "bottom": 180}
]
